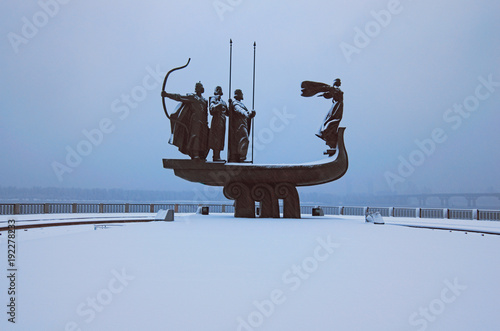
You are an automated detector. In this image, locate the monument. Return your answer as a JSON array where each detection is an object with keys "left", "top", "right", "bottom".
[{"left": 161, "top": 42, "right": 348, "bottom": 218}]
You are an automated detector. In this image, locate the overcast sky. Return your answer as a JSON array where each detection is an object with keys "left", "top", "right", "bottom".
[{"left": 1, "top": 0, "right": 499, "bottom": 197}]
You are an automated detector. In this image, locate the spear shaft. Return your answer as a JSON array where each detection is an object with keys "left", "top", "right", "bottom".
[
  {"left": 252, "top": 42, "right": 256, "bottom": 110},
  {"left": 251, "top": 41, "right": 256, "bottom": 163},
  {"left": 229, "top": 39, "right": 233, "bottom": 99},
  {"left": 228, "top": 39, "right": 234, "bottom": 162}
]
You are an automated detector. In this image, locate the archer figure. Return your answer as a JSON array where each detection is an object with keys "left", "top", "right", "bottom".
[{"left": 161, "top": 82, "right": 209, "bottom": 160}]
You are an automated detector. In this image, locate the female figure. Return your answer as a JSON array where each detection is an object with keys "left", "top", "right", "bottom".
[{"left": 301, "top": 78, "right": 344, "bottom": 156}]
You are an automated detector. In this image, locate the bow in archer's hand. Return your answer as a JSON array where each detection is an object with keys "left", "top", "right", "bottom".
[{"left": 161, "top": 58, "right": 191, "bottom": 120}]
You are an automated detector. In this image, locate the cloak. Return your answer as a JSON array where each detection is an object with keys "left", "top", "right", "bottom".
[
  {"left": 317, "top": 87, "right": 343, "bottom": 148},
  {"left": 168, "top": 93, "right": 209, "bottom": 159},
  {"left": 301, "top": 81, "right": 331, "bottom": 97},
  {"left": 229, "top": 99, "right": 252, "bottom": 161},
  {"left": 208, "top": 97, "right": 227, "bottom": 151}
]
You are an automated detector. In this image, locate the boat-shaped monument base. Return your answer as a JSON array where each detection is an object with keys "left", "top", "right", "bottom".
[{"left": 163, "top": 128, "right": 348, "bottom": 218}]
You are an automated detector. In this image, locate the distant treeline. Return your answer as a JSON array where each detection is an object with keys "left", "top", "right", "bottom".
[
  {"left": 0, "top": 186, "right": 378, "bottom": 205},
  {"left": 0, "top": 186, "right": 199, "bottom": 203},
  {"left": 0, "top": 186, "right": 347, "bottom": 204},
  {"left": 1, "top": 186, "right": 498, "bottom": 209}
]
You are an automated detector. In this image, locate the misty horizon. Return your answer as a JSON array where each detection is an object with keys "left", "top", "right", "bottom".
[
  {"left": 1, "top": 186, "right": 499, "bottom": 210},
  {"left": 1, "top": 0, "right": 499, "bottom": 198}
]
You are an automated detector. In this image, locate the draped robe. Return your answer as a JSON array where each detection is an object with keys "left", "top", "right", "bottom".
[
  {"left": 208, "top": 96, "right": 227, "bottom": 151},
  {"left": 230, "top": 99, "right": 252, "bottom": 161},
  {"left": 167, "top": 93, "right": 209, "bottom": 159}
]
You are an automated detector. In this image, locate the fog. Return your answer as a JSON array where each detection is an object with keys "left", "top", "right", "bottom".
[{"left": 1, "top": 0, "right": 499, "bottom": 197}]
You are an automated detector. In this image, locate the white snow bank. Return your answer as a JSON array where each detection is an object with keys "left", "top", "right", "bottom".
[{"left": 0, "top": 214, "right": 499, "bottom": 331}]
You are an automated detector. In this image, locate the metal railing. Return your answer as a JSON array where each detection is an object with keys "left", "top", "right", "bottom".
[
  {"left": 1, "top": 202, "right": 500, "bottom": 221},
  {"left": 420, "top": 208, "right": 445, "bottom": 219},
  {"left": 393, "top": 207, "right": 417, "bottom": 218},
  {"left": 448, "top": 209, "right": 474, "bottom": 220},
  {"left": 366, "top": 207, "right": 390, "bottom": 217},
  {"left": 478, "top": 210, "right": 500, "bottom": 221},
  {"left": 342, "top": 206, "right": 365, "bottom": 216},
  {"left": 76, "top": 204, "right": 99, "bottom": 213}
]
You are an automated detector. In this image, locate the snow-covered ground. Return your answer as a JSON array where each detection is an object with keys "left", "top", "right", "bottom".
[
  {"left": 1, "top": 213, "right": 499, "bottom": 331},
  {"left": 0, "top": 213, "right": 155, "bottom": 228}
]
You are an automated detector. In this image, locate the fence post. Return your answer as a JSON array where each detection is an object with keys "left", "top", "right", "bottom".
[
  {"left": 99, "top": 203, "right": 104, "bottom": 213},
  {"left": 72, "top": 203, "right": 77, "bottom": 213},
  {"left": 415, "top": 208, "right": 421, "bottom": 218},
  {"left": 14, "top": 204, "right": 20, "bottom": 215},
  {"left": 388, "top": 207, "right": 394, "bottom": 217},
  {"left": 150, "top": 204, "right": 154, "bottom": 213},
  {"left": 222, "top": 205, "right": 225, "bottom": 213},
  {"left": 174, "top": 204, "right": 179, "bottom": 213},
  {"left": 44, "top": 203, "right": 49, "bottom": 214},
  {"left": 339, "top": 206, "right": 344, "bottom": 215},
  {"left": 472, "top": 209, "right": 478, "bottom": 220},
  {"left": 125, "top": 203, "right": 130, "bottom": 213}
]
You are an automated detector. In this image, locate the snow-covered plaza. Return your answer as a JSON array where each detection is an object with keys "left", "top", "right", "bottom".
[{"left": 1, "top": 213, "right": 499, "bottom": 330}]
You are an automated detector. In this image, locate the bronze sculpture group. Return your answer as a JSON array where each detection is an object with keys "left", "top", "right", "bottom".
[
  {"left": 162, "top": 77, "right": 343, "bottom": 162},
  {"left": 161, "top": 42, "right": 348, "bottom": 219},
  {"left": 162, "top": 83, "right": 255, "bottom": 162}
]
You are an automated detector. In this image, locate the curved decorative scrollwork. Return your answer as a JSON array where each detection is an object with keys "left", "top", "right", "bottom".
[
  {"left": 251, "top": 183, "right": 279, "bottom": 218},
  {"left": 275, "top": 183, "right": 292, "bottom": 199},
  {"left": 275, "top": 183, "right": 300, "bottom": 218},
  {"left": 223, "top": 182, "right": 254, "bottom": 218},
  {"left": 223, "top": 182, "right": 247, "bottom": 200}
]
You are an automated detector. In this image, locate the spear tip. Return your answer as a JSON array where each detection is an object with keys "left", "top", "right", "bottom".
[
  {"left": 230, "top": 39, "right": 233, "bottom": 44},
  {"left": 253, "top": 41, "right": 256, "bottom": 47}
]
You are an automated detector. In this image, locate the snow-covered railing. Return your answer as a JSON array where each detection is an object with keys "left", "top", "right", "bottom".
[
  {"left": 478, "top": 210, "right": 500, "bottom": 221},
  {"left": 365, "top": 207, "right": 390, "bottom": 217},
  {"left": 1, "top": 202, "right": 500, "bottom": 221},
  {"left": 420, "top": 208, "right": 445, "bottom": 219},
  {"left": 448, "top": 209, "right": 473, "bottom": 220},
  {"left": 47, "top": 203, "right": 73, "bottom": 214},
  {"left": 19, "top": 203, "right": 44, "bottom": 214},
  {"left": 393, "top": 207, "right": 417, "bottom": 218},
  {"left": 76, "top": 203, "right": 99, "bottom": 213},
  {"left": 128, "top": 204, "right": 150, "bottom": 213},
  {"left": 0, "top": 204, "right": 14, "bottom": 215},
  {"left": 342, "top": 206, "right": 365, "bottom": 216}
]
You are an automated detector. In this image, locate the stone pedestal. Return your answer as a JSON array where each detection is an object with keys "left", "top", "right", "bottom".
[{"left": 223, "top": 182, "right": 300, "bottom": 218}]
